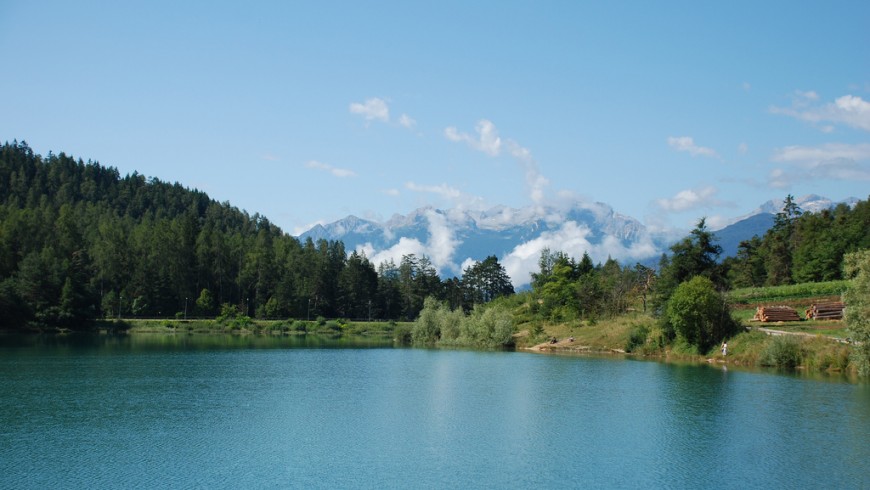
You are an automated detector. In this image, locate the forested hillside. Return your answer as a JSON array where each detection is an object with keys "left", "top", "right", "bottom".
[
  {"left": 723, "top": 195, "right": 870, "bottom": 287},
  {"left": 0, "top": 141, "right": 514, "bottom": 330}
]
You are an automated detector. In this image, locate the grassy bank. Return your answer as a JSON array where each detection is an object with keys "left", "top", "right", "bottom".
[
  {"left": 516, "top": 298, "right": 853, "bottom": 372},
  {"left": 515, "top": 310, "right": 855, "bottom": 375}
]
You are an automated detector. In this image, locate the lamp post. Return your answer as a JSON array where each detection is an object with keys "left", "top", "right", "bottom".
[
  {"left": 307, "top": 298, "right": 311, "bottom": 321},
  {"left": 184, "top": 297, "right": 188, "bottom": 320}
]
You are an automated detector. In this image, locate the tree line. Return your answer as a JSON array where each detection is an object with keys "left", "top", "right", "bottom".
[
  {"left": 724, "top": 194, "right": 870, "bottom": 287},
  {"left": 0, "top": 141, "right": 513, "bottom": 330},
  {"left": 2, "top": 141, "right": 867, "bottom": 347}
]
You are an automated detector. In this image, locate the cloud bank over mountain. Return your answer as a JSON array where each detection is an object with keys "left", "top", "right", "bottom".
[
  {"left": 300, "top": 199, "right": 666, "bottom": 288},
  {"left": 299, "top": 194, "right": 859, "bottom": 288}
]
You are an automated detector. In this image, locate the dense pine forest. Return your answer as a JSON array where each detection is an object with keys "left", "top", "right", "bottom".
[
  {"left": 1, "top": 141, "right": 868, "bottom": 332},
  {"left": 0, "top": 141, "right": 520, "bottom": 330}
]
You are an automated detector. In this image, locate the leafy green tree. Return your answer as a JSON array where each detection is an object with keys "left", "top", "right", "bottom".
[
  {"left": 844, "top": 250, "right": 870, "bottom": 376},
  {"left": 665, "top": 276, "right": 739, "bottom": 353},
  {"left": 196, "top": 288, "right": 216, "bottom": 316},
  {"left": 412, "top": 296, "right": 443, "bottom": 344},
  {"left": 537, "top": 253, "right": 579, "bottom": 320},
  {"left": 397, "top": 254, "right": 441, "bottom": 320}
]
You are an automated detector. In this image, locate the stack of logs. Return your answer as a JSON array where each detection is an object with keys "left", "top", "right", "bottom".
[
  {"left": 805, "top": 302, "right": 845, "bottom": 320},
  {"left": 753, "top": 306, "right": 802, "bottom": 322}
]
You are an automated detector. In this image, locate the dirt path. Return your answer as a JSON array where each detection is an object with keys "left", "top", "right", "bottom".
[{"left": 754, "top": 327, "right": 850, "bottom": 344}]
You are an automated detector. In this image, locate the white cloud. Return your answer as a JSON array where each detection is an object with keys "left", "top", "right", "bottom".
[
  {"left": 405, "top": 181, "right": 463, "bottom": 200},
  {"left": 423, "top": 209, "right": 460, "bottom": 271},
  {"left": 772, "top": 93, "right": 870, "bottom": 132},
  {"left": 500, "top": 221, "right": 658, "bottom": 288},
  {"left": 361, "top": 209, "right": 462, "bottom": 276},
  {"left": 655, "top": 186, "right": 723, "bottom": 212},
  {"left": 382, "top": 188, "right": 400, "bottom": 197},
  {"left": 738, "top": 142, "right": 748, "bottom": 154},
  {"left": 398, "top": 114, "right": 416, "bottom": 128},
  {"left": 364, "top": 237, "right": 427, "bottom": 268},
  {"left": 349, "top": 97, "right": 390, "bottom": 123},
  {"left": 667, "top": 136, "right": 718, "bottom": 157},
  {"left": 305, "top": 160, "right": 357, "bottom": 178},
  {"left": 771, "top": 143, "right": 870, "bottom": 163},
  {"left": 832, "top": 95, "right": 870, "bottom": 131},
  {"left": 404, "top": 181, "right": 486, "bottom": 212},
  {"left": 445, "top": 119, "right": 502, "bottom": 156},
  {"left": 704, "top": 215, "right": 731, "bottom": 231},
  {"left": 795, "top": 90, "right": 819, "bottom": 101},
  {"left": 445, "top": 119, "right": 550, "bottom": 206},
  {"left": 506, "top": 140, "right": 549, "bottom": 206},
  {"left": 768, "top": 168, "right": 791, "bottom": 189},
  {"left": 767, "top": 143, "right": 870, "bottom": 186}
]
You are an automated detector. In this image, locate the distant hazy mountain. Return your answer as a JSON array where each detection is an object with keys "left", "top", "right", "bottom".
[
  {"left": 298, "top": 194, "right": 858, "bottom": 286},
  {"left": 299, "top": 201, "right": 667, "bottom": 287}
]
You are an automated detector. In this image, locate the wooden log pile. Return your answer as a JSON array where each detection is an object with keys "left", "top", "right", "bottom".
[
  {"left": 753, "top": 306, "right": 802, "bottom": 322},
  {"left": 805, "top": 302, "right": 845, "bottom": 320}
]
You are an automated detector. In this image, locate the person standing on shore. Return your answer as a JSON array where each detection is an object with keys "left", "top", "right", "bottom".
[{"left": 721, "top": 341, "right": 728, "bottom": 356}]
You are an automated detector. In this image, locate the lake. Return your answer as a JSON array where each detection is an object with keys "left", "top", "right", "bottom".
[{"left": 1, "top": 333, "right": 868, "bottom": 489}]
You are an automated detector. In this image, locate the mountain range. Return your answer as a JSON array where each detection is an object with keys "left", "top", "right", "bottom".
[{"left": 298, "top": 194, "right": 858, "bottom": 287}]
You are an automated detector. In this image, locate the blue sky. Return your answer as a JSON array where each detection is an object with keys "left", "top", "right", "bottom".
[{"left": 2, "top": 1, "right": 868, "bottom": 237}]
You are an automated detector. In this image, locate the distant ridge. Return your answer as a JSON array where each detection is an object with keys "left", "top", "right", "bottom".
[{"left": 298, "top": 194, "right": 859, "bottom": 286}]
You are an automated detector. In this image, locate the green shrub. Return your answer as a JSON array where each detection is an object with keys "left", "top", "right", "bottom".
[
  {"left": 760, "top": 335, "right": 803, "bottom": 368},
  {"left": 624, "top": 324, "right": 649, "bottom": 353},
  {"left": 460, "top": 303, "right": 515, "bottom": 348},
  {"left": 412, "top": 297, "right": 443, "bottom": 344},
  {"left": 393, "top": 324, "right": 413, "bottom": 344}
]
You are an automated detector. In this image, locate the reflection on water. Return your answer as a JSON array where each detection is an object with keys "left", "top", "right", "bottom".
[{"left": 0, "top": 333, "right": 867, "bottom": 489}]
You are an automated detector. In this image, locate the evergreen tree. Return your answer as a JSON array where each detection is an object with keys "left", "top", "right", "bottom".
[
  {"left": 764, "top": 194, "right": 801, "bottom": 285},
  {"left": 461, "top": 255, "right": 514, "bottom": 307},
  {"left": 655, "top": 218, "right": 723, "bottom": 310}
]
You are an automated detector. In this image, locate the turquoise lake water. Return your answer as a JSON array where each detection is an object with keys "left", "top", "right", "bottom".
[{"left": 1, "top": 334, "right": 868, "bottom": 489}]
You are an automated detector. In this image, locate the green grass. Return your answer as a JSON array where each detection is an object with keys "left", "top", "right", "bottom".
[
  {"left": 727, "top": 280, "right": 849, "bottom": 304},
  {"left": 727, "top": 280, "right": 851, "bottom": 339}
]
